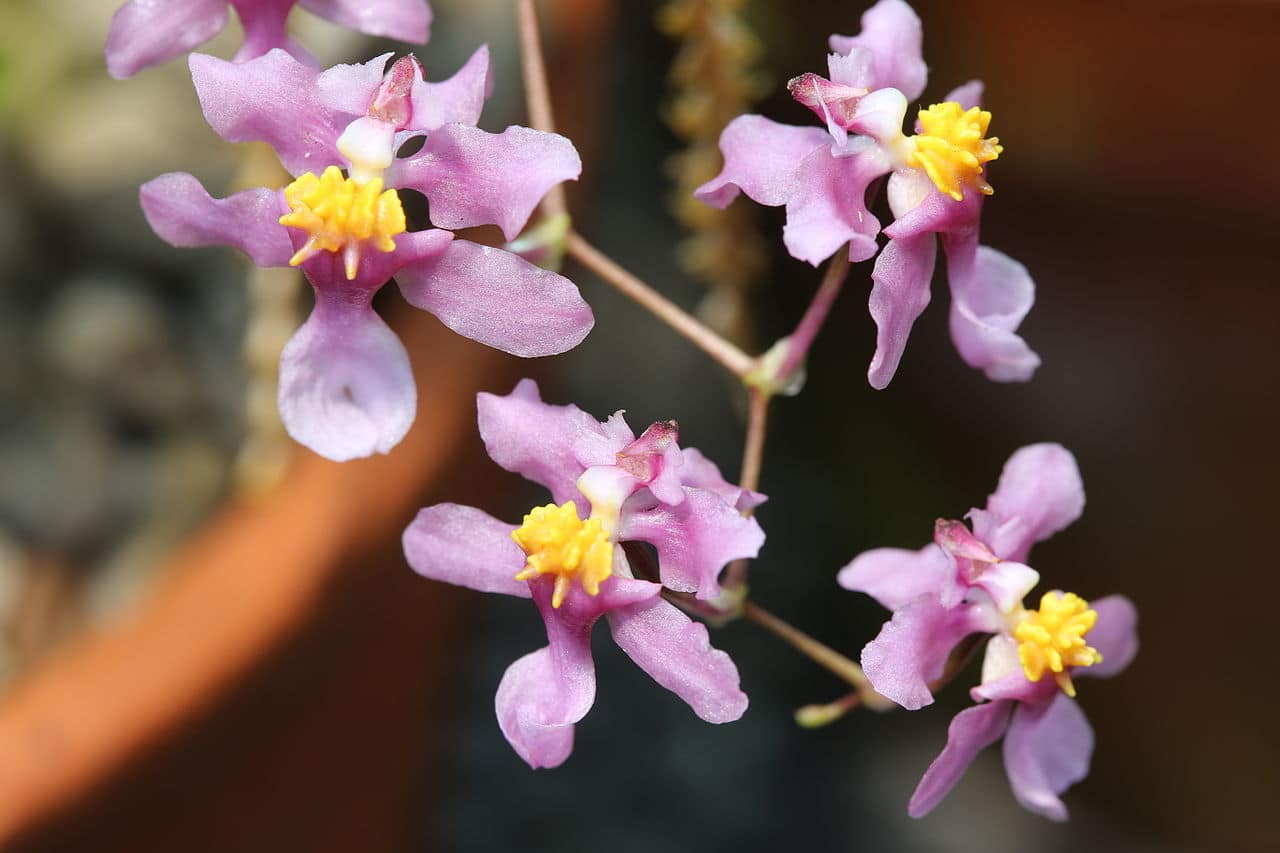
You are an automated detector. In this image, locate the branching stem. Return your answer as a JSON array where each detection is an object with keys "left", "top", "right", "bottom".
[{"left": 565, "top": 232, "right": 757, "bottom": 378}]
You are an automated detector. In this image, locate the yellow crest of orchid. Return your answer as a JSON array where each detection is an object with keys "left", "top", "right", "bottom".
[
  {"left": 1014, "top": 591, "right": 1103, "bottom": 697},
  {"left": 511, "top": 501, "right": 614, "bottom": 609},
  {"left": 907, "top": 101, "right": 1003, "bottom": 202},
  {"left": 279, "top": 165, "right": 406, "bottom": 280}
]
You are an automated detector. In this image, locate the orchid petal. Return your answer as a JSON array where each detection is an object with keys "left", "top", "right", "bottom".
[
  {"left": 607, "top": 597, "right": 748, "bottom": 723},
  {"left": 299, "top": 0, "right": 432, "bottom": 44},
  {"left": 947, "top": 245, "right": 1040, "bottom": 382},
  {"left": 1003, "top": 693, "right": 1094, "bottom": 821},
  {"left": 866, "top": 231, "right": 937, "bottom": 389},
  {"left": 402, "top": 503, "right": 530, "bottom": 598},
  {"left": 408, "top": 44, "right": 492, "bottom": 131},
  {"left": 678, "top": 447, "right": 766, "bottom": 512},
  {"left": 1078, "top": 595, "right": 1138, "bottom": 679},
  {"left": 944, "top": 79, "right": 985, "bottom": 111},
  {"left": 861, "top": 598, "right": 995, "bottom": 710},
  {"left": 315, "top": 52, "right": 393, "bottom": 116},
  {"left": 617, "top": 488, "right": 764, "bottom": 600},
  {"left": 389, "top": 125, "right": 581, "bottom": 241},
  {"left": 105, "top": 0, "right": 227, "bottom": 79},
  {"left": 783, "top": 141, "right": 888, "bottom": 266},
  {"left": 695, "top": 115, "right": 830, "bottom": 209},
  {"left": 140, "top": 173, "right": 293, "bottom": 267},
  {"left": 477, "top": 380, "right": 629, "bottom": 505},
  {"left": 495, "top": 621, "right": 595, "bottom": 769},
  {"left": 908, "top": 700, "right": 1013, "bottom": 818},
  {"left": 969, "top": 443, "right": 1085, "bottom": 563},
  {"left": 837, "top": 544, "right": 952, "bottom": 611},
  {"left": 191, "top": 50, "right": 381, "bottom": 175},
  {"left": 278, "top": 289, "right": 414, "bottom": 461},
  {"left": 829, "top": 0, "right": 927, "bottom": 101},
  {"left": 395, "top": 239, "right": 592, "bottom": 357}
]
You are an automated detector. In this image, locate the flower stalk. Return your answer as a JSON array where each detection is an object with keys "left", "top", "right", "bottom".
[
  {"left": 564, "top": 231, "right": 757, "bottom": 378},
  {"left": 515, "top": 0, "right": 568, "bottom": 221}
]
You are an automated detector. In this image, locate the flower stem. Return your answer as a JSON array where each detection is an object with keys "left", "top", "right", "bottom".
[
  {"left": 720, "top": 386, "right": 769, "bottom": 591},
  {"left": 564, "top": 231, "right": 757, "bottom": 378},
  {"left": 742, "top": 600, "right": 873, "bottom": 693},
  {"left": 795, "top": 691, "right": 862, "bottom": 728},
  {"left": 777, "top": 249, "right": 851, "bottom": 380},
  {"left": 515, "top": 0, "right": 568, "bottom": 220},
  {"left": 738, "top": 386, "right": 770, "bottom": 495}
]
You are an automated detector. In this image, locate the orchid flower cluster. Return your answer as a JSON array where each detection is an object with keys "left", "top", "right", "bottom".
[{"left": 109, "top": 0, "right": 1137, "bottom": 823}]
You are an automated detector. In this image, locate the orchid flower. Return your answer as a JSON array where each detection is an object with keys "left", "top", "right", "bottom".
[
  {"left": 909, "top": 594, "right": 1138, "bottom": 820},
  {"left": 854, "top": 81, "right": 1040, "bottom": 389},
  {"left": 840, "top": 443, "right": 1138, "bottom": 818},
  {"left": 106, "top": 0, "right": 432, "bottom": 79},
  {"left": 694, "top": 0, "right": 925, "bottom": 267},
  {"left": 403, "top": 379, "right": 764, "bottom": 767},
  {"left": 838, "top": 443, "right": 1087, "bottom": 710},
  {"left": 140, "top": 48, "right": 592, "bottom": 461},
  {"left": 696, "top": 0, "right": 1039, "bottom": 388}
]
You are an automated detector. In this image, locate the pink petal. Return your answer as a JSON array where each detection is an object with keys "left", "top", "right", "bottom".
[
  {"left": 678, "top": 447, "right": 765, "bottom": 512},
  {"left": 1078, "top": 594, "right": 1138, "bottom": 680},
  {"left": 388, "top": 125, "right": 581, "bottom": 241},
  {"left": 278, "top": 288, "right": 415, "bottom": 461},
  {"left": 971, "top": 669, "right": 1057, "bottom": 705},
  {"left": 969, "top": 443, "right": 1085, "bottom": 563},
  {"left": 395, "top": 239, "right": 592, "bottom": 357},
  {"left": 139, "top": 173, "right": 293, "bottom": 267},
  {"left": 494, "top": 572, "right": 660, "bottom": 769},
  {"left": 944, "top": 79, "right": 985, "bottom": 111},
  {"left": 828, "top": 0, "right": 927, "bottom": 101},
  {"left": 495, "top": 634, "right": 595, "bottom": 769},
  {"left": 191, "top": 50, "right": 380, "bottom": 175},
  {"left": 783, "top": 142, "right": 888, "bottom": 266},
  {"left": 861, "top": 598, "right": 995, "bottom": 710},
  {"left": 866, "top": 231, "right": 936, "bottom": 389},
  {"left": 946, "top": 244, "right": 1041, "bottom": 383},
  {"left": 402, "top": 503, "right": 530, "bottom": 598},
  {"left": 230, "top": 0, "right": 294, "bottom": 62},
  {"left": 315, "top": 53, "right": 393, "bottom": 116},
  {"left": 694, "top": 115, "right": 830, "bottom": 209},
  {"left": 837, "top": 544, "right": 952, "bottom": 611},
  {"left": 408, "top": 44, "right": 492, "bottom": 131},
  {"left": 299, "top": 0, "right": 432, "bottom": 43},
  {"left": 105, "top": 0, "right": 228, "bottom": 79},
  {"left": 617, "top": 488, "right": 765, "bottom": 600},
  {"left": 1003, "top": 693, "right": 1094, "bottom": 821},
  {"left": 476, "top": 379, "right": 630, "bottom": 506},
  {"left": 908, "top": 699, "right": 1013, "bottom": 818},
  {"left": 883, "top": 181, "right": 982, "bottom": 241},
  {"left": 607, "top": 597, "right": 748, "bottom": 723}
]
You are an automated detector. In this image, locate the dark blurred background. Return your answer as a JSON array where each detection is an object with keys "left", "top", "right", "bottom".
[{"left": 0, "top": 0, "right": 1276, "bottom": 851}]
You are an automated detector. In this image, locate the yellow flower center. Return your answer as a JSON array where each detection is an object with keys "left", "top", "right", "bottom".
[
  {"left": 278, "top": 165, "right": 406, "bottom": 280},
  {"left": 907, "top": 102, "right": 1003, "bottom": 202},
  {"left": 1014, "top": 591, "right": 1103, "bottom": 697},
  {"left": 511, "top": 501, "right": 614, "bottom": 609}
]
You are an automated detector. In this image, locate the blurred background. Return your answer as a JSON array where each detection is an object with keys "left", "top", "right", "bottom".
[{"left": 0, "top": 0, "right": 1276, "bottom": 850}]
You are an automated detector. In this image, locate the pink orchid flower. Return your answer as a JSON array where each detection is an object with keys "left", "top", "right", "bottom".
[
  {"left": 140, "top": 49, "right": 592, "bottom": 461},
  {"left": 403, "top": 380, "right": 764, "bottom": 767}
]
